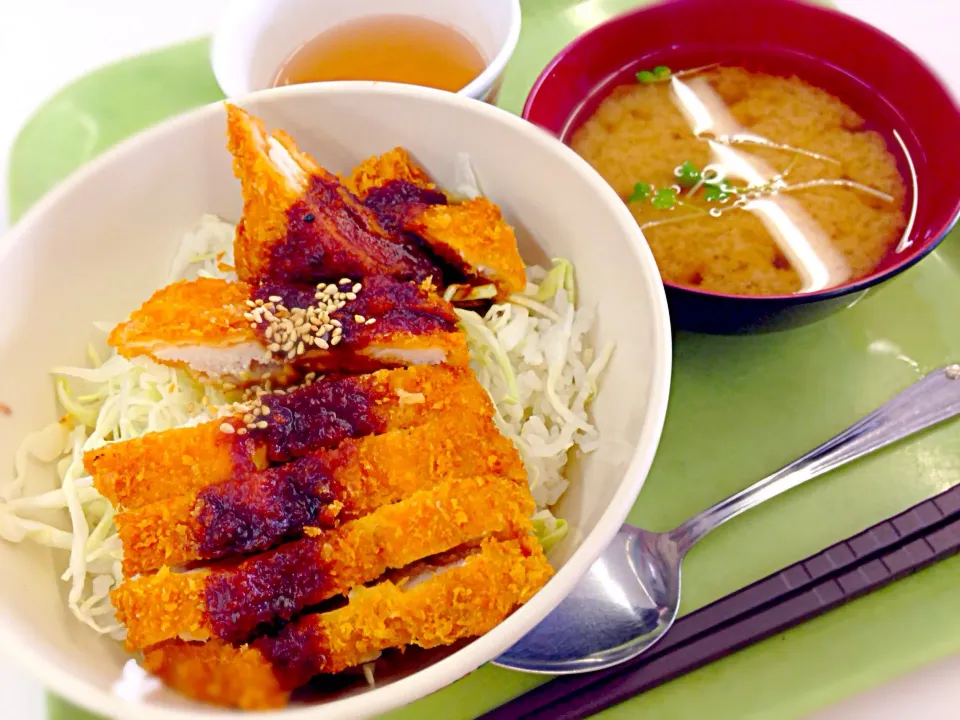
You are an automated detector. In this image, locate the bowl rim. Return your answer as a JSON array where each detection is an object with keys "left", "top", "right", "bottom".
[
  {"left": 209, "top": 0, "right": 523, "bottom": 101},
  {"left": 0, "top": 81, "right": 673, "bottom": 720},
  {"left": 520, "top": 0, "right": 960, "bottom": 304}
]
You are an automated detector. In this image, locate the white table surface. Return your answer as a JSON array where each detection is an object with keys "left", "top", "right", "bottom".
[{"left": 1, "top": 1, "right": 958, "bottom": 718}]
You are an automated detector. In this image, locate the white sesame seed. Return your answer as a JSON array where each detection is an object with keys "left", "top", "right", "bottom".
[
  {"left": 345, "top": 292, "right": 357, "bottom": 301},
  {"left": 354, "top": 314, "right": 366, "bottom": 323},
  {"left": 268, "top": 295, "right": 283, "bottom": 303},
  {"left": 331, "top": 335, "right": 341, "bottom": 346},
  {"left": 339, "top": 278, "right": 351, "bottom": 285},
  {"left": 331, "top": 319, "right": 342, "bottom": 328},
  {"left": 257, "top": 420, "right": 269, "bottom": 429},
  {"left": 245, "top": 299, "right": 256, "bottom": 308},
  {"left": 261, "top": 405, "right": 271, "bottom": 416},
  {"left": 219, "top": 422, "right": 235, "bottom": 434},
  {"left": 237, "top": 428, "right": 248, "bottom": 435},
  {"left": 316, "top": 338, "right": 330, "bottom": 350},
  {"left": 365, "top": 318, "right": 377, "bottom": 325},
  {"left": 352, "top": 283, "right": 362, "bottom": 293}
]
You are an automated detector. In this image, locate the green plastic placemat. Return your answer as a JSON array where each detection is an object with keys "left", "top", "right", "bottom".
[{"left": 10, "top": 2, "right": 960, "bottom": 719}]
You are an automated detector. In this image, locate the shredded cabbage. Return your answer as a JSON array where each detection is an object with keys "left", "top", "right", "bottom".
[
  {"left": 451, "top": 151, "right": 484, "bottom": 200},
  {"left": 457, "top": 260, "right": 614, "bottom": 548},
  {"left": 165, "top": 213, "right": 235, "bottom": 283},
  {"left": 0, "top": 220, "right": 236, "bottom": 635}
]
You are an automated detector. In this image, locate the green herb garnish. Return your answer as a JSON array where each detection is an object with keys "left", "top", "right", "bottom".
[
  {"left": 675, "top": 160, "right": 701, "bottom": 188},
  {"left": 636, "top": 65, "right": 672, "bottom": 84},
  {"left": 627, "top": 182, "right": 652, "bottom": 203},
  {"left": 651, "top": 187, "right": 678, "bottom": 210},
  {"left": 703, "top": 182, "right": 736, "bottom": 202}
]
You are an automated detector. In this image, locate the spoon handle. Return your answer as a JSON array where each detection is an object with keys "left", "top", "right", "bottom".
[{"left": 670, "top": 364, "right": 960, "bottom": 555}]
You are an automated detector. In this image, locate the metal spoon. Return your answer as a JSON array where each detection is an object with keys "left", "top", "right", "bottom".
[{"left": 495, "top": 364, "right": 960, "bottom": 674}]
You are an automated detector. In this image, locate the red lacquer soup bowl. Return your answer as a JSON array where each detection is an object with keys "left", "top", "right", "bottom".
[{"left": 523, "top": 0, "right": 960, "bottom": 332}]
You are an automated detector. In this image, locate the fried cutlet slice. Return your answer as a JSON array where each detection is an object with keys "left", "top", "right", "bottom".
[
  {"left": 113, "top": 474, "right": 536, "bottom": 650},
  {"left": 341, "top": 148, "right": 526, "bottom": 298},
  {"left": 343, "top": 147, "right": 438, "bottom": 200},
  {"left": 404, "top": 197, "right": 527, "bottom": 298},
  {"left": 108, "top": 274, "right": 468, "bottom": 380},
  {"left": 142, "top": 536, "right": 553, "bottom": 710},
  {"left": 85, "top": 365, "right": 492, "bottom": 509},
  {"left": 116, "top": 411, "right": 525, "bottom": 576},
  {"left": 250, "top": 275, "right": 468, "bottom": 371},
  {"left": 106, "top": 277, "right": 290, "bottom": 385},
  {"left": 226, "top": 104, "right": 440, "bottom": 286}
]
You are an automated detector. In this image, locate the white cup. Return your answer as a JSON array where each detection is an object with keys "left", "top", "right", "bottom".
[{"left": 211, "top": 0, "right": 522, "bottom": 103}]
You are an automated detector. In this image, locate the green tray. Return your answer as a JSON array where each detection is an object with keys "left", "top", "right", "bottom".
[{"left": 10, "top": 2, "right": 960, "bottom": 719}]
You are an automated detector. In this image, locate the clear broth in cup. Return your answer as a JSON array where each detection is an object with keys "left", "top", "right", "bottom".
[{"left": 273, "top": 15, "right": 487, "bottom": 93}]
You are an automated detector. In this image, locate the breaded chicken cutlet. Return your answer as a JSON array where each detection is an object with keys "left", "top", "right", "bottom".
[
  {"left": 112, "top": 474, "right": 535, "bottom": 650},
  {"left": 85, "top": 365, "right": 493, "bottom": 509},
  {"left": 226, "top": 105, "right": 441, "bottom": 286},
  {"left": 116, "top": 411, "right": 524, "bottom": 576},
  {"left": 91, "top": 105, "right": 553, "bottom": 711},
  {"left": 345, "top": 147, "right": 527, "bottom": 297},
  {"left": 142, "top": 536, "right": 553, "bottom": 710},
  {"left": 108, "top": 274, "right": 468, "bottom": 383}
]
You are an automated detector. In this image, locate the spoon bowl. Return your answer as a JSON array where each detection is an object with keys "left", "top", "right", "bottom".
[{"left": 497, "top": 526, "right": 681, "bottom": 674}]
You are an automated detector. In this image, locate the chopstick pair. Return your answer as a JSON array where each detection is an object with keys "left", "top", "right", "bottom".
[{"left": 482, "top": 482, "right": 960, "bottom": 720}]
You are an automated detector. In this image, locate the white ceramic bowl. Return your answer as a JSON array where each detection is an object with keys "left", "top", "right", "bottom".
[
  {"left": 0, "top": 83, "right": 671, "bottom": 720},
  {"left": 211, "top": 0, "right": 522, "bottom": 102}
]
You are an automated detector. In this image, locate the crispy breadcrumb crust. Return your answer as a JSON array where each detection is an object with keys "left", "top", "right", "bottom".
[
  {"left": 86, "top": 365, "right": 493, "bottom": 509},
  {"left": 225, "top": 104, "right": 307, "bottom": 283},
  {"left": 113, "top": 474, "right": 535, "bottom": 650},
  {"left": 142, "top": 536, "right": 553, "bottom": 709},
  {"left": 84, "top": 421, "right": 267, "bottom": 511},
  {"left": 343, "top": 147, "right": 437, "bottom": 199},
  {"left": 108, "top": 278, "right": 254, "bottom": 355},
  {"left": 405, "top": 197, "right": 527, "bottom": 297},
  {"left": 116, "top": 410, "right": 525, "bottom": 575}
]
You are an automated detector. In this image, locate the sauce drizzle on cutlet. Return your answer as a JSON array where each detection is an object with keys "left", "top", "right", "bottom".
[
  {"left": 205, "top": 539, "right": 334, "bottom": 643},
  {"left": 249, "top": 378, "right": 382, "bottom": 464},
  {"left": 195, "top": 453, "right": 345, "bottom": 560},
  {"left": 257, "top": 619, "right": 333, "bottom": 690},
  {"left": 265, "top": 174, "right": 441, "bottom": 285},
  {"left": 363, "top": 178, "right": 447, "bottom": 233}
]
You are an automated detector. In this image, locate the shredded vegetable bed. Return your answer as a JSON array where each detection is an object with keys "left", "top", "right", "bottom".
[{"left": 1, "top": 186, "right": 612, "bottom": 635}]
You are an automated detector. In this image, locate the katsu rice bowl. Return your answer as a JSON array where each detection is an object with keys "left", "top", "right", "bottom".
[{"left": 0, "top": 84, "right": 671, "bottom": 719}]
